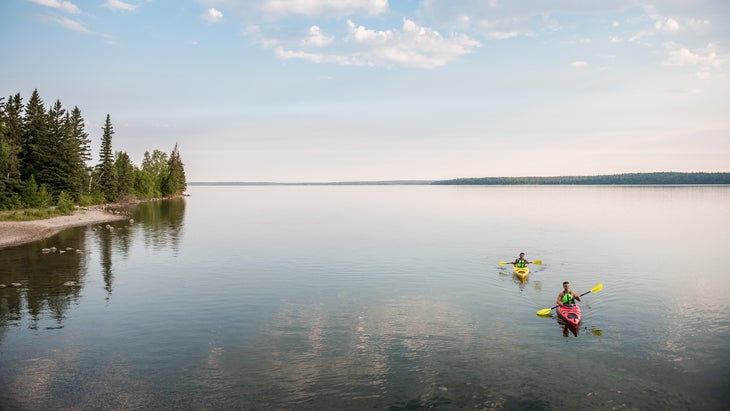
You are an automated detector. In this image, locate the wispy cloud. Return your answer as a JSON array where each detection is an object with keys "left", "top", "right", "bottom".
[
  {"left": 28, "top": 0, "right": 81, "bottom": 14},
  {"left": 203, "top": 8, "right": 224, "bottom": 23},
  {"left": 42, "top": 15, "right": 89, "bottom": 33},
  {"left": 103, "top": 0, "right": 138, "bottom": 12},
  {"left": 571, "top": 61, "right": 588, "bottom": 69}
]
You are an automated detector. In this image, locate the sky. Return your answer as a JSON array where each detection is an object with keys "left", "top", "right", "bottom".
[{"left": 1, "top": 0, "right": 729, "bottom": 182}]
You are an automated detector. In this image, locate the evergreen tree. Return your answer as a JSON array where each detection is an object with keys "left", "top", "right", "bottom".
[
  {"left": 97, "top": 114, "right": 117, "bottom": 201},
  {"left": 62, "top": 106, "right": 90, "bottom": 199},
  {"left": 162, "top": 143, "right": 186, "bottom": 196},
  {"left": 20, "top": 89, "right": 47, "bottom": 183},
  {"left": 1, "top": 90, "right": 189, "bottom": 209},
  {"left": 114, "top": 151, "right": 136, "bottom": 200},
  {"left": 1, "top": 94, "right": 24, "bottom": 184},
  {"left": 41, "top": 99, "right": 68, "bottom": 195}
]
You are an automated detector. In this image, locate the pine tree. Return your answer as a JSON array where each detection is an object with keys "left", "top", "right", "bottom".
[
  {"left": 162, "top": 143, "right": 187, "bottom": 196},
  {"left": 97, "top": 114, "right": 117, "bottom": 201},
  {"left": 2, "top": 94, "right": 24, "bottom": 183},
  {"left": 64, "top": 106, "right": 90, "bottom": 199},
  {"left": 0, "top": 94, "right": 25, "bottom": 208},
  {"left": 42, "top": 99, "right": 68, "bottom": 195},
  {"left": 20, "top": 89, "right": 47, "bottom": 183}
]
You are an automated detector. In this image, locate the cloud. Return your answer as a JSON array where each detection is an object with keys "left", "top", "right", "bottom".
[
  {"left": 103, "top": 0, "right": 137, "bottom": 12},
  {"left": 571, "top": 61, "right": 588, "bottom": 68},
  {"left": 203, "top": 8, "right": 224, "bottom": 23},
  {"left": 28, "top": 0, "right": 80, "bottom": 14},
  {"left": 665, "top": 43, "right": 726, "bottom": 68},
  {"left": 303, "top": 26, "right": 334, "bottom": 48},
  {"left": 260, "top": 0, "right": 388, "bottom": 17},
  {"left": 42, "top": 15, "right": 89, "bottom": 33},
  {"left": 654, "top": 17, "right": 680, "bottom": 33},
  {"left": 267, "top": 18, "right": 480, "bottom": 68},
  {"left": 203, "top": 0, "right": 388, "bottom": 19}
]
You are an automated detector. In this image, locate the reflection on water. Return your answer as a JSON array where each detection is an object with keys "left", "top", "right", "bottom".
[
  {"left": 0, "top": 197, "right": 186, "bottom": 330},
  {"left": 1, "top": 186, "right": 729, "bottom": 410}
]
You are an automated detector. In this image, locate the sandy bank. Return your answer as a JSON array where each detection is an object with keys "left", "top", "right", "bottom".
[{"left": 0, "top": 208, "right": 128, "bottom": 250}]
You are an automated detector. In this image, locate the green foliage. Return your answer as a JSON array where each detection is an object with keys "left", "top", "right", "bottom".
[
  {"left": 134, "top": 169, "right": 159, "bottom": 199},
  {"left": 162, "top": 143, "right": 187, "bottom": 196},
  {"left": 1, "top": 193, "right": 23, "bottom": 210},
  {"left": 56, "top": 191, "right": 75, "bottom": 215},
  {"left": 0, "top": 90, "right": 188, "bottom": 213},
  {"left": 98, "top": 114, "right": 117, "bottom": 201},
  {"left": 142, "top": 149, "right": 168, "bottom": 193},
  {"left": 114, "top": 151, "right": 136, "bottom": 201},
  {"left": 78, "top": 192, "right": 105, "bottom": 207},
  {"left": 22, "top": 175, "right": 51, "bottom": 208}
]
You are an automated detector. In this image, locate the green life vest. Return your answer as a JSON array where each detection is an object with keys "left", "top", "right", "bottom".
[
  {"left": 561, "top": 291, "right": 575, "bottom": 304},
  {"left": 516, "top": 258, "right": 527, "bottom": 268}
]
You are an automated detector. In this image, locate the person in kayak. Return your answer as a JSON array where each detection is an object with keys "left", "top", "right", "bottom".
[
  {"left": 556, "top": 281, "right": 582, "bottom": 306},
  {"left": 513, "top": 252, "right": 531, "bottom": 268}
]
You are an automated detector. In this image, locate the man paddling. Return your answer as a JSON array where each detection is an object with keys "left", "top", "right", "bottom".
[
  {"left": 556, "top": 281, "right": 582, "bottom": 306},
  {"left": 513, "top": 252, "right": 531, "bottom": 268}
]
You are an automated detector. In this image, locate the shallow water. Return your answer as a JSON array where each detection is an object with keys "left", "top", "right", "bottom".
[{"left": 1, "top": 185, "right": 729, "bottom": 410}]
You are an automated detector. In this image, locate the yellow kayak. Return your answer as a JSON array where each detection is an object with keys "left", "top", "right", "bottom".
[{"left": 513, "top": 265, "right": 529, "bottom": 281}]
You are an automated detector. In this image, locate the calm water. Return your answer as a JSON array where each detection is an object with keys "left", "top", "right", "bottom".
[{"left": 1, "top": 185, "right": 729, "bottom": 410}]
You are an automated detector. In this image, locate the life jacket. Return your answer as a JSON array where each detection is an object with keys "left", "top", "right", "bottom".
[
  {"left": 516, "top": 258, "right": 527, "bottom": 268},
  {"left": 561, "top": 291, "right": 575, "bottom": 304}
]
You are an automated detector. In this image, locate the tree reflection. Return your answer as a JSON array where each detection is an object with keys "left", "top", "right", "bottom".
[
  {"left": 0, "top": 226, "right": 89, "bottom": 333},
  {"left": 133, "top": 197, "right": 186, "bottom": 253},
  {"left": 0, "top": 196, "right": 187, "bottom": 337}
]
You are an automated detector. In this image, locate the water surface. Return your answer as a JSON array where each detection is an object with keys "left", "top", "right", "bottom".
[{"left": 1, "top": 185, "right": 728, "bottom": 410}]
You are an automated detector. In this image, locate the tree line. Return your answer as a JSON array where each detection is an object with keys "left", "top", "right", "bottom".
[
  {"left": 432, "top": 172, "right": 730, "bottom": 185},
  {"left": 0, "top": 89, "right": 186, "bottom": 211}
]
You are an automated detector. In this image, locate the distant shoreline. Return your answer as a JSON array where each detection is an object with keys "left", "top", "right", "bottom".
[{"left": 189, "top": 172, "right": 730, "bottom": 186}]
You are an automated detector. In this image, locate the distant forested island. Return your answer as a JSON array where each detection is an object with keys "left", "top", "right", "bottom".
[
  {"left": 191, "top": 172, "right": 729, "bottom": 186},
  {"left": 432, "top": 172, "right": 730, "bottom": 185}
]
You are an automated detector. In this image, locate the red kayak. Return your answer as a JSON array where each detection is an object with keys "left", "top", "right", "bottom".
[{"left": 556, "top": 304, "right": 581, "bottom": 328}]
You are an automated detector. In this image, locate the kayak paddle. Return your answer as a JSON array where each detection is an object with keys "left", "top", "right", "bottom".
[
  {"left": 536, "top": 283, "right": 603, "bottom": 316},
  {"left": 499, "top": 260, "right": 542, "bottom": 265}
]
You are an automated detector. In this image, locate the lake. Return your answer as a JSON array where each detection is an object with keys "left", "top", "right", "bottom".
[{"left": 1, "top": 185, "right": 729, "bottom": 410}]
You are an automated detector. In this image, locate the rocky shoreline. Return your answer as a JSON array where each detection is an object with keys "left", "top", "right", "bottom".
[{"left": 0, "top": 206, "right": 129, "bottom": 250}]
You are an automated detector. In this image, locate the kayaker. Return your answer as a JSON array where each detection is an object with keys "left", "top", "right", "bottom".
[
  {"left": 556, "top": 281, "right": 582, "bottom": 306},
  {"left": 513, "top": 252, "right": 531, "bottom": 268}
]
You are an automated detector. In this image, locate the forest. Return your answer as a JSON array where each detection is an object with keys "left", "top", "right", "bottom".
[
  {"left": 432, "top": 172, "right": 730, "bottom": 185},
  {"left": 0, "top": 89, "right": 186, "bottom": 213}
]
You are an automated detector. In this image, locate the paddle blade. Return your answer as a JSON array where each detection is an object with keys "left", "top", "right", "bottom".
[
  {"left": 590, "top": 283, "right": 603, "bottom": 294},
  {"left": 532, "top": 260, "right": 542, "bottom": 265},
  {"left": 498, "top": 261, "right": 508, "bottom": 265},
  {"left": 536, "top": 307, "right": 553, "bottom": 316}
]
